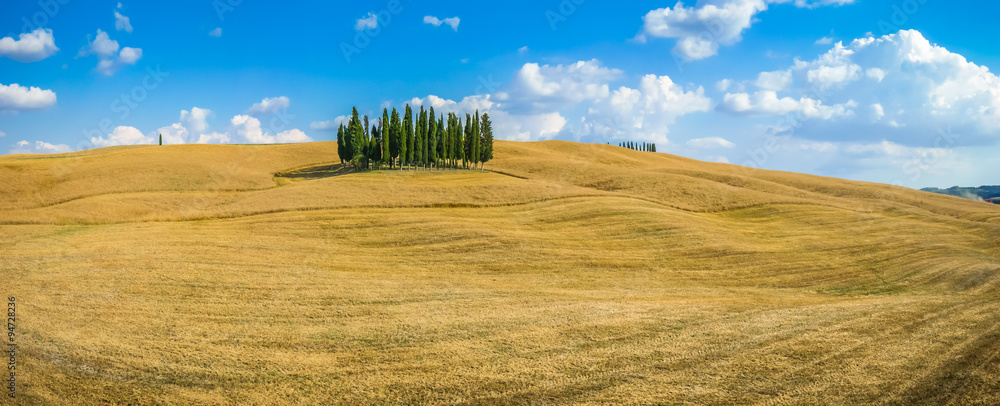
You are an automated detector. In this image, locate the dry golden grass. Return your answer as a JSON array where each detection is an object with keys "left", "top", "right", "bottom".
[{"left": 1, "top": 141, "right": 999, "bottom": 405}]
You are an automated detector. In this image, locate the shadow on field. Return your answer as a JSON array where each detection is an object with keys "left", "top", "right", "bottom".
[{"left": 274, "top": 163, "right": 354, "bottom": 183}]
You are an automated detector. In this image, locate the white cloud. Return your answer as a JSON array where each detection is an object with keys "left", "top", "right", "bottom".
[
  {"left": 247, "top": 96, "right": 290, "bottom": 116},
  {"left": 0, "top": 83, "right": 57, "bottom": 112},
  {"left": 0, "top": 28, "right": 58, "bottom": 62},
  {"left": 503, "top": 59, "right": 622, "bottom": 114},
  {"left": 310, "top": 116, "right": 349, "bottom": 130},
  {"left": 582, "top": 74, "right": 711, "bottom": 143},
  {"left": 180, "top": 107, "right": 212, "bottom": 133},
  {"left": 275, "top": 129, "right": 312, "bottom": 143},
  {"left": 0, "top": 130, "right": 5, "bottom": 137},
  {"left": 355, "top": 13, "right": 378, "bottom": 31},
  {"left": 815, "top": 36, "right": 834, "bottom": 45},
  {"left": 196, "top": 132, "right": 231, "bottom": 144},
  {"left": 518, "top": 46, "right": 529, "bottom": 55},
  {"left": 231, "top": 115, "right": 312, "bottom": 144},
  {"left": 424, "top": 16, "right": 461, "bottom": 31},
  {"left": 208, "top": 27, "right": 222, "bottom": 37},
  {"left": 870, "top": 103, "right": 884, "bottom": 121},
  {"left": 755, "top": 70, "right": 792, "bottom": 91},
  {"left": 735, "top": 29, "right": 1000, "bottom": 146},
  {"left": 90, "top": 126, "right": 155, "bottom": 147},
  {"left": 118, "top": 47, "right": 142, "bottom": 64},
  {"left": 716, "top": 79, "right": 732, "bottom": 92},
  {"left": 10, "top": 140, "right": 71, "bottom": 154},
  {"left": 720, "top": 90, "right": 857, "bottom": 119},
  {"left": 640, "top": 0, "right": 855, "bottom": 61},
  {"left": 114, "top": 11, "right": 133, "bottom": 33},
  {"left": 687, "top": 137, "right": 736, "bottom": 149},
  {"left": 80, "top": 29, "right": 141, "bottom": 75}
]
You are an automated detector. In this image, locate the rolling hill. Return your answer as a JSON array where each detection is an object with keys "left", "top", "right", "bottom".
[{"left": 2, "top": 141, "right": 999, "bottom": 404}]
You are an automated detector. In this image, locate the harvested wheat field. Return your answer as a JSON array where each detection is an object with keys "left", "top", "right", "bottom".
[{"left": 2, "top": 140, "right": 999, "bottom": 405}]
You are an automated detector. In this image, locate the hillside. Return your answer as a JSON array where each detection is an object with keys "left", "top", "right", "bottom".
[{"left": 2, "top": 141, "right": 999, "bottom": 404}]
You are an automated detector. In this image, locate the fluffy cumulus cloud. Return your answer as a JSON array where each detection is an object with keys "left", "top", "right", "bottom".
[
  {"left": 582, "top": 74, "right": 711, "bottom": 144},
  {"left": 79, "top": 29, "right": 141, "bottom": 75},
  {"left": 640, "top": 0, "right": 855, "bottom": 61},
  {"left": 180, "top": 107, "right": 213, "bottom": 134},
  {"left": 114, "top": 11, "right": 133, "bottom": 33},
  {"left": 90, "top": 126, "right": 155, "bottom": 147},
  {"left": 247, "top": 96, "right": 290, "bottom": 116},
  {"left": 722, "top": 29, "right": 1000, "bottom": 147},
  {"left": 423, "top": 16, "right": 461, "bottom": 31},
  {"left": 500, "top": 59, "right": 622, "bottom": 114},
  {"left": 231, "top": 115, "right": 312, "bottom": 144},
  {"left": 0, "top": 28, "right": 59, "bottom": 62},
  {"left": 401, "top": 59, "right": 709, "bottom": 144},
  {"left": 0, "top": 83, "right": 57, "bottom": 113},
  {"left": 10, "top": 140, "right": 71, "bottom": 154}
]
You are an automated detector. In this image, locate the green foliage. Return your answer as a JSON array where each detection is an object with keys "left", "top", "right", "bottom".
[{"left": 480, "top": 113, "right": 493, "bottom": 165}]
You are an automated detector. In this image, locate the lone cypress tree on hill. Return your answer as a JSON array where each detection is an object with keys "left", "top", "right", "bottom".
[{"left": 158, "top": 133, "right": 162, "bottom": 146}]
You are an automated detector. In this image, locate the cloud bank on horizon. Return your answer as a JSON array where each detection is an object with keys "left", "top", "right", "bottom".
[{"left": 2, "top": 1, "right": 998, "bottom": 187}]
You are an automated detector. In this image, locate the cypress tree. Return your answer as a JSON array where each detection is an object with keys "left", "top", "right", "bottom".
[
  {"left": 417, "top": 106, "right": 426, "bottom": 168},
  {"left": 363, "top": 115, "right": 369, "bottom": 140},
  {"left": 463, "top": 114, "right": 472, "bottom": 168},
  {"left": 381, "top": 109, "right": 390, "bottom": 169},
  {"left": 158, "top": 133, "right": 162, "bottom": 146},
  {"left": 481, "top": 112, "right": 494, "bottom": 167},
  {"left": 457, "top": 115, "right": 466, "bottom": 168},
  {"left": 428, "top": 107, "right": 438, "bottom": 169},
  {"left": 350, "top": 109, "right": 365, "bottom": 166},
  {"left": 436, "top": 114, "right": 445, "bottom": 169},
  {"left": 390, "top": 108, "right": 401, "bottom": 168},
  {"left": 472, "top": 110, "right": 481, "bottom": 170},
  {"left": 403, "top": 104, "right": 413, "bottom": 168},
  {"left": 336, "top": 123, "right": 346, "bottom": 164}
]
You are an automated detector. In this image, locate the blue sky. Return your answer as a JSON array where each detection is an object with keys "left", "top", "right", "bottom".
[{"left": 1, "top": 0, "right": 998, "bottom": 188}]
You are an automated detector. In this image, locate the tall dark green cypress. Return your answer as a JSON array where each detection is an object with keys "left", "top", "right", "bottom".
[
  {"left": 436, "top": 114, "right": 445, "bottom": 169},
  {"left": 428, "top": 107, "right": 438, "bottom": 169},
  {"left": 336, "top": 123, "right": 346, "bottom": 164},
  {"left": 417, "top": 106, "right": 426, "bottom": 167},
  {"left": 390, "top": 108, "right": 401, "bottom": 168},
  {"left": 471, "top": 110, "right": 481, "bottom": 170},
  {"left": 381, "top": 109, "right": 390, "bottom": 169},
  {"left": 403, "top": 104, "right": 413, "bottom": 168},
  {"left": 457, "top": 115, "right": 466, "bottom": 168},
  {"left": 480, "top": 112, "right": 493, "bottom": 167}
]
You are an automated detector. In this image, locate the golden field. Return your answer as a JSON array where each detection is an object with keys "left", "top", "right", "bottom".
[{"left": 1, "top": 140, "right": 999, "bottom": 405}]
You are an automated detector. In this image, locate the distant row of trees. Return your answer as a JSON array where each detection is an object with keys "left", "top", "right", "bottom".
[
  {"left": 337, "top": 105, "right": 494, "bottom": 170},
  {"left": 618, "top": 141, "right": 656, "bottom": 152}
]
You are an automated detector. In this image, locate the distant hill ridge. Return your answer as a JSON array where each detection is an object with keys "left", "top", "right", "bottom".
[{"left": 922, "top": 185, "right": 1000, "bottom": 202}]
